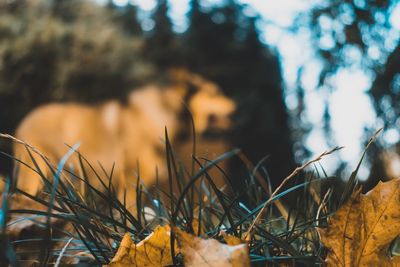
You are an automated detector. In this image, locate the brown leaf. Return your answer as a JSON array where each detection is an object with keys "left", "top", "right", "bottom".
[
  {"left": 319, "top": 179, "right": 400, "bottom": 266},
  {"left": 190, "top": 218, "right": 205, "bottom": 235},
  {"left": 108, "top": 225, "right": 176, "bottom": 267},
  {"left": 220, "top": 231, "right": 245, "bottom": 246},
  {"left": 175, "top": 227, "right": 250, "bottom": 267}
]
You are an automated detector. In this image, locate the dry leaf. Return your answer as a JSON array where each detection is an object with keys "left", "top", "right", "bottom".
[
  {"left": 190, "top": 218, "right": 205, "bottom": 235},
  {"left": 108, "top": 225, "right": 177, "bottom": 267},
  {"left": 319, "top": 178, "right": 400, "bottom": 266},
  {"left": 220, "top": 231, "right": 245, "bottom": 246},
  {"left": 175, "top": 227, "right": 250, "bottom": 267}
]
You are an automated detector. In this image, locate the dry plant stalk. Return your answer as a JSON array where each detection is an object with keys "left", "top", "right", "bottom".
[
  {"left": 0, "top": 133, "right": 50, "bottom": 163},
  {"left": 244, "top": 146, "right": 342, "bottom": 241}
]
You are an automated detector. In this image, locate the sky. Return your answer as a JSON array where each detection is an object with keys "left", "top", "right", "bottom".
[{"left": 107, "top": 0, "right": 400, "bottom": 179}]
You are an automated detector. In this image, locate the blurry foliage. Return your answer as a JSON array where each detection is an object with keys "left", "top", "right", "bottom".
[
  {"left": 304, "top": 0, "right": 400, "bottom": 186},
  {"left": 0, "top": 0, "right": 154, "bottom": 118},
  {"left": 144, "top": 0, "right": 179, "bottom": 69},
  {"left": 306, "top": 0, "right": 396, "bottom": 87},
  {"left": 180, "top": 0, "right": 296, "bottom": 189}
]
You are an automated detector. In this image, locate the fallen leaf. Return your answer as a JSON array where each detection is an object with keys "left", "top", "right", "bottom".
[
  {"left": 319, "top": 179, "right": 400, "bottom": 266},
  {"left": 190, "top": 218, "right": 205, "bottom": 235},
  {"left": 175, "top": 227, "right": 250, "bottom": 267},
  {"left": 108, "top": 225, "right": 177, "bottom": 267},
  {"left": 220, "top": 231, "right": 245, "bottom": 246}
]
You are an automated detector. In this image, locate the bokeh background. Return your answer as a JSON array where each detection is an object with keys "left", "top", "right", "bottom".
[{"left": 0, "top": 0, "right": 400, "bottom": 192}]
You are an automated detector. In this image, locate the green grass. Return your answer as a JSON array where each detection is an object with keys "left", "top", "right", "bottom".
[{"left": 0, "top": 131, "right": 359, "bottom": 267}]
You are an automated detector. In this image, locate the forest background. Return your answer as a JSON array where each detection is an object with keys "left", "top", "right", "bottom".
[{"left": 0, "top": 0, "right": 399, "bottom": 192}]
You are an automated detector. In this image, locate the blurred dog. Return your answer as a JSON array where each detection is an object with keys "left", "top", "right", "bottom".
[{"left": 13, "top": 70, "right": 235, "bottom": 210}]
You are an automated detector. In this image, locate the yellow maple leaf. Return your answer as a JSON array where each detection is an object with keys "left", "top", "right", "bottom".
[
  {"left": 174, "top": 227, "right": 250, "bottom": 267},
  {"left": 107, "top": 225, "right": 177, "bottom": 267},
  {"left": 318, "top": 178, "right": 400, "bottom": 266}
]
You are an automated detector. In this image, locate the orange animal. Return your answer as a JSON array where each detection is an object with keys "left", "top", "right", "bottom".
[{"left": 13, "top": 70, "right": 235, "bottom": 210}]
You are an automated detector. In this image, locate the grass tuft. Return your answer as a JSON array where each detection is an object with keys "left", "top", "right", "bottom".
[{"left": 0, "top": 131, "right": 351, "bottom": 266}]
